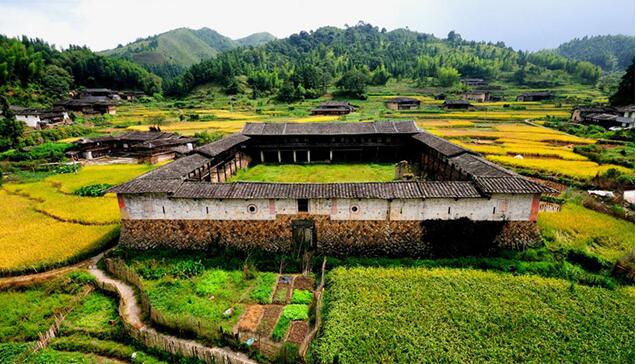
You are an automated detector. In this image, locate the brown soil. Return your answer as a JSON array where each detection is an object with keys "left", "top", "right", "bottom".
[
  {"left": 236, "top": 305, "right": 264, "bottom": 333},
  {"left": 292, "top": 275, "right": 315, "bottom": 291},
  {"left": 256, "top": 305, "right": 283, "bottom": 337},
  {"left": 286, "top": 321, "right": 309, "bottom": 344},
  {"left": 272, "top": 279, "right": 291, "bottom": 304}
]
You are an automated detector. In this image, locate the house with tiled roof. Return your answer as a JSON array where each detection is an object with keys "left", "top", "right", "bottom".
[{"left": 109, "top": 120, "right": 554, "bottom": 256}]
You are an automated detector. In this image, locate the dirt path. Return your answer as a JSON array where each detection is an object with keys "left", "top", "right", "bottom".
[
  {"left": 0, "top": 251, "right": 107, "bottom": 289},
  {"left": 87, "top": 263, "right": 256, "bottom": 364}
]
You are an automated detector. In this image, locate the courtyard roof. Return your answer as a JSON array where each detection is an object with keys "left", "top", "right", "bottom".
[{"left": 241, "top": 120, "right": 420, "bottom": 136}]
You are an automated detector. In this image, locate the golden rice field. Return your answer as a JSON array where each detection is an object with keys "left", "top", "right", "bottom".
[
  {"left": 417, "top": 120, "right": 474, "bottom": 128},
  {"left": 0, "top": 190, "right": 117, "bottom": 273},
  {"left": 487, "top": 156, "right": 632, "bottom": 179},
  {"left": 538, "top": 203, "right": 635, "bottom": 262},
  {"left": 415, "top": 109, "right": 572, "bottom": 120},
  {"left": 0, "top": 164, "right": 159, "bottom": 273},
  {"left": 127, "top": 120, "right": 247, "bottom": 134},
  {"left": 4, "top": 182, "right": 119, "bottom": 225},
  {"left": 426, "top": 123, "right": 631, "bottom": 180},
  {"left": 47, "top": 164, "right": 158, "bottom": 193}
]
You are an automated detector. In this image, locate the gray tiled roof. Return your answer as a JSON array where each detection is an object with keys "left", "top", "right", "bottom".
[
  {"left": 171, "top": 181, "right": 481, "bottom": 199},
  {"left": 138, "top": 154, "right": 210, "bottom": 180},
  {"left": 241, "top": 120, "right": 419, "bottom": 136},
  {"left": 448, "top": 154, "right": 514, "bottom": 177},
  {"left": 196, "top": 133, "right": 250, "bottom": 157},
  {"left": 108, "top": 178, "right": 184, "bottom": 194},
  {"left": 412, "top": 132, "right": 469, "bottom": 157},
  {"left": 473, "top": 177, "right": 556, "bottom": 194}
]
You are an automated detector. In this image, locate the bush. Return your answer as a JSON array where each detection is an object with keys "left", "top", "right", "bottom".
[{"left": 74, "top": 183, "right": 113, "bottom": 197}]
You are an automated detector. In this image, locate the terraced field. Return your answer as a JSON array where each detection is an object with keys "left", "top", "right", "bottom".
[{"left": 0, "top": 164, "right": 158, "bottom": 274}]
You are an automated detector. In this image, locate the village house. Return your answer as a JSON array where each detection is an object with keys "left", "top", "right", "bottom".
[
  {"left": 8, "top": 106, "right": 72, "bottom": 129},
  {"left": 80, "top": 88, "right": 120, "bottom": 99},
  {"left": 571, "top": 105, "right": 635, "bottom": 129},
  {"left": 311, "top": 101, "right": 356, "bottom": 115},
  {"left": 462, "top": 90, "right": 491, "bottom": 103},
  {"left": 460, "top": 78, "right": 486, "bottom": 87},
  {"left": 70, "top": 131, "right": 194, "bottom": 164},
  {"left": 443, "top": 100, "right": 473, "bottom": 110},
  {"left": 55, "top": 96, "right": 117, "bottom": 115},
  {"left": 516, "top": 92, "right": 553, "bottom": 102},
  {"left": 118, "top": 90, "right": 146, "bottom": 100},
  {"left": 385, "top": 97, "right": 421, "bottom": 110},
  {"left": 109, "top": 120, "right": 553, "bottom": 257}
]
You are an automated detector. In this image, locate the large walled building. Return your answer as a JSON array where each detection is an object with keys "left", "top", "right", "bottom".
[{"left": 111, "top": 120, "right": 554, "bottom": 257}]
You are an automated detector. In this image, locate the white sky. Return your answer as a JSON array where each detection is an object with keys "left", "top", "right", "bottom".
[{"left": 0, "top": 0, "right": 634, "bottom": 52}]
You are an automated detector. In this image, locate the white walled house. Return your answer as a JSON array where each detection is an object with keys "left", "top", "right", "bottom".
[{"left": 110, "top": 121, "right": 553, "bottom": 255}]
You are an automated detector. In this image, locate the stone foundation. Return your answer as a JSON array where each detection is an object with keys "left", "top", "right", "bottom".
[{"left": 119, "top": 216, "right": 541, "bottom": 258}]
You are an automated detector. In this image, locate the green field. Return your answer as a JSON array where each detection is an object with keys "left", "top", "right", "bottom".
[
  {"left": 0, "top": 272, "right": 167, "bottom": 363},
  {"left": 313, "top": 267, "right": 635, "bottom": 364},
  {"left": 229, "top": 163, "right": 396, "bottom": 183}
]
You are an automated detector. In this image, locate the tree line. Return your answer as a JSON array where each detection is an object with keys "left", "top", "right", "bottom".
[
  {"left": 164, "top": 23, "right": 604, "bottom": 100},
  {"left": 0, "top": 35, "right": 162, "bottom": 105}
]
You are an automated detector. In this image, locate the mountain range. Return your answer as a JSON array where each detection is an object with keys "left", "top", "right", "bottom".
[{"left": 99, "top": 27, "right": 276, "bottom": 78}]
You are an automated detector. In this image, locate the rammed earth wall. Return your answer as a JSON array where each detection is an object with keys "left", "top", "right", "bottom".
[{"left": 119, "top": 216, "right": 540, "bottom": 257}]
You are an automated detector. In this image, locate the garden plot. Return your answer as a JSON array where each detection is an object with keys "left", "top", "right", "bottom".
[
  {"left": 118, "top": 252, "right": 315, "bottom": 359},
  {"left": 233, "top": 274, "right": 315, "bottom": 356}
]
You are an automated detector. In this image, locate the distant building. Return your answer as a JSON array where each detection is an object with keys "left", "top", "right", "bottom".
[
  {"left": 616, "top": 105, "right": 635, "bottom": 119},
  {"left": 571, "top": 105, "right": 635, "bottom": 130},
  {"left": 55, "top": 96, "right": 117, "bottom": 115},
  {"left": 118, "top": 90, "right": 145, "bottom": 100},
  {"left": 460, "top": 78, "right": 486, "bottom": 87},
  {"left": 8, "top": 106, "right": 71, "bottom": 129},
  {"left": 70, "top": 131, "right": 194, "bottom": 164},
  {"left": 570, "top": 106, "right": 615, "bottom": 123},
  {"left": 462, "top": 90, "right": 491, "bottom": 103},
  {"left": 311, "top": 102, "right": 356, "bottom": 115},
  {"left": 80, "top": 88, "right": 120, "bottom": 99},
  {"left": 385, "top": 97, "right": 421, "bottom": 110},
  {"left": 516, "top": 92, "right": 553, "bottom": 102},
  {"left": 443, "top": 100, "right": 473, "bottom": 110}
]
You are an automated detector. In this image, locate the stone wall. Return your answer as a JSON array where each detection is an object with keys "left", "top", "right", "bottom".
[{"left": 119, "top": 215, "right": 541, "bottom": 258}]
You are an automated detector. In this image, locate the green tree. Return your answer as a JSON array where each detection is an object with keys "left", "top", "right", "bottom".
[
  {"left": 336, "top": 69, "right": 368, "bottom": 99},
  {"left": 436, "top": 66, "right": 460, "bottom": 87},
  {"left": 40, "top": 65, "right": 73, "bottom": 99},
  {"left": 370, "top": 64, "right": 390, "bottom": 86},
  {"left": 610, "top": 60, "right": 635, "bottom": 106},
  {"left": 0, "top": 96, "right": 25, "bottom": 151}
]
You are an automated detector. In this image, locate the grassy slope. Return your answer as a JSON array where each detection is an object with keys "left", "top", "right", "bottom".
[
  {"left": 313, "top": 267, "right": 635, "bottom": 364},
  {"left": 538, "top": 202, "right": 635, "bottom": 262},
  {"left": 228, "top": 164, "right": 396, "bottom": 183}
]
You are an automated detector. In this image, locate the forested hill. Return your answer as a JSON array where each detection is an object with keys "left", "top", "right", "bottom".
[
  {"left": 166, "top": 23, "right": 606, "bottom": 97},
  {"left": 0, "top": 35, "right": 162, "bottom": 106},
  {"left": 100, "top": 28, "right": 276, "bottom": 79},
  {"left": 557, "top": 35, "right": 635, "bottom": 72}
]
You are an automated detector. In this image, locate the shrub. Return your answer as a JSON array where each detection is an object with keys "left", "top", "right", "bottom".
[{"left": 74, "top": 183, "right": 113, "bottom": 197}]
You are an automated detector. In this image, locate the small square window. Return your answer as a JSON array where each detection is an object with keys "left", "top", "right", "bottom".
[{"left": 298, "top": 199, "right": 309, "bottom": 212}]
